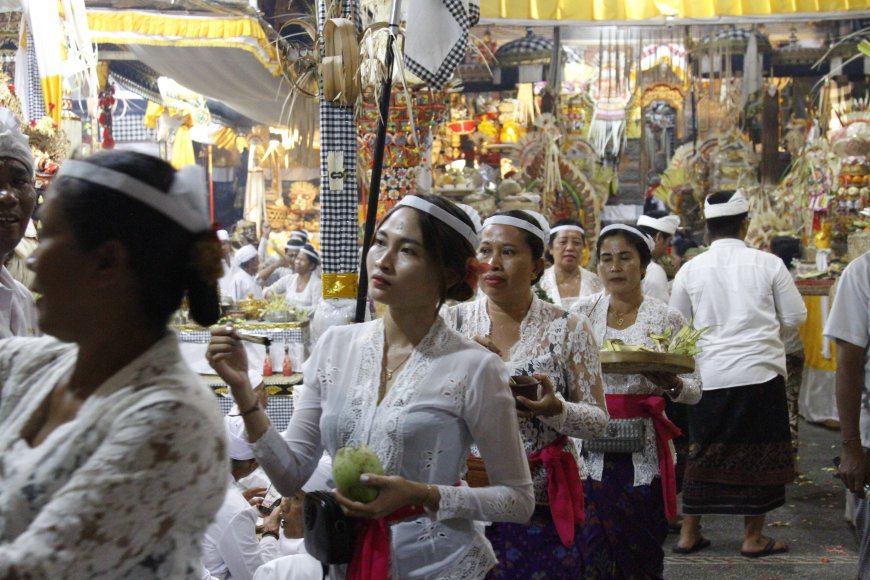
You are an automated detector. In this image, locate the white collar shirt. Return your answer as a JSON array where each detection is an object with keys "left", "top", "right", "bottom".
[
  {"left": 669, "top": 238, "right": 807, "bottom": 390},
  {"left": 201, "top": 478, "right": 280, "bottom": 580},
  {"left": 0, "top": 266, "right": 37, "bottom": 339},
  {"left": 642, "top": 261, "right": 670, "bottom": 303}
]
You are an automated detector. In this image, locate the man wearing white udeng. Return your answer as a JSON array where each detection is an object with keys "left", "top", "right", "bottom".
[{"left": 0, "top": 108, "right": 37, "bottom": 338}]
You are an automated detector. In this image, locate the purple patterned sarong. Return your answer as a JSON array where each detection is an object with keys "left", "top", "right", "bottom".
[
  {"left": 580, "top": 453, "right": 667, "bottom": 580},
  {"left": 485, "top": 506, "right": 583, "bottom": 578}
]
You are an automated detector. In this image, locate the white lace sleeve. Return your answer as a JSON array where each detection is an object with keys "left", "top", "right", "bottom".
[
  {"left": 436, "top": 356, "right": 534, "bottom": 524},
  {"left": 540, "top": 314, "right": 608, "bottom": 438},
  {"left": 665, "top": 308, "right": 702, "bottom": 405},
  {"left": 252, "top": 362, "right": 324, "bottom": 498},
  {"left": 0, "top": 400, "right": 227, "bottom": 579}
]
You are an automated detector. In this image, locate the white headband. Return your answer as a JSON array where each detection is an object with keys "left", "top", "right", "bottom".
[
  {"left": 636, "top": 214, "right": 680, "bottom": 235},
  {"left": 483, "top": 214, "right": 548, "bottom": 245},
  {"left": 599, "top": 224, "right": 655, "bottom": 252},
  {"left": 549, "top": 224, "right": 585, "bottom": 238},
  {"left": 456, "top": 203, "right": 483, "bottom": 234},
  {"left": 234, "top": 244, "right": 258, "bottom": 266},
  {"left": 395, "top": 196, "right": 479, "bottom": 249},
  {"left": 299, "top": 246, "right": 320, "bottom": 263},
  {"left": 57, "top": 160, "right": 210, "bottom": 233},
  {"left": 704, "top": 190, "right": 750, "bottom": 219}
]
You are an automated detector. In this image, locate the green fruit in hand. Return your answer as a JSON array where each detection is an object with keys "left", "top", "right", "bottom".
[{"left": 333, "top": 444, "right": 384, "bottom": 503}]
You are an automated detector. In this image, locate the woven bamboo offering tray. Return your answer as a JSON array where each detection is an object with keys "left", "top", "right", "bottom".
[{"left": 599, "top": 351, "right": 695, "bottom": 375}]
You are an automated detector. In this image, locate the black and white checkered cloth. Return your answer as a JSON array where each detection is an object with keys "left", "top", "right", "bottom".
[
  {"left": 494, "top": 28, "right": 581, "bottom": 66},
  {"left": 405, "top": 0, "right": 473, "bottom": 89},
  {"left": 25, "top": 30, "right": 45, "bottom": 122},
  {"left": 177, "top": 327, "right": 308, "bottom": 345},
  {"left": 214, "top": 392, "right": 296, "bottom": 433},
  {"left": 111, "top": 113, "right": 157, "bottom": 143},
  {"left": 700, "top": 28, "right": 772, "bottom": 52},
  {"left": 318, "top": 0, "right": 360, "bottom": 275}
]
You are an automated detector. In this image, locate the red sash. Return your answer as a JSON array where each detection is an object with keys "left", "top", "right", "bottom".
[
  {"left": 346, "top": 482, "right": 461, "bottom": 580},
  {"left": 346, "top": 504, "right": 423, "bottom": 580},
  {"left": 527, "top": 434, "right": 585, "bottom": 546},
  {"left": 604, "top": 394, "right": 682, "bottom": 520}
]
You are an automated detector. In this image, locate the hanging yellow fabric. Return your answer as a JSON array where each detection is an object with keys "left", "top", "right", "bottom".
[
  {"left": 480, "top": 0, "right": 870, "bottom": 21},
  {"left": 171, "top": 124, "right": 196, "bottom": 169},
  {"left": 20, "top": 0, "right": 64, "bottom": 124},
  {"left": 86, "top": 10, "right": 281, "bottom": 75}
]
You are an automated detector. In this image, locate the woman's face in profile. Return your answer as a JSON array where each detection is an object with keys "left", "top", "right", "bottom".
[
  {"left": 27, "top": 194, "right": 92, "bottom": 340},
  {"left": 366, "top": 207, "right": 441, "bottom": 309}
]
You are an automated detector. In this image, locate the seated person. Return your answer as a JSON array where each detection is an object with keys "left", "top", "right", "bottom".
[
  {"left": 264, "top": 244, "right": 322, "bottom": 314},
  {"left": 201, "top": 414, "right": 282, "bottom": 580},
  {"left": 258, "top": 239, "right": 304, "bottom": 288},
  {"left": 230, "top": 245, "right": 263, "bottom": 303},
  {"left": 253, "top": 455, "right": 332, "bottom": 580}
]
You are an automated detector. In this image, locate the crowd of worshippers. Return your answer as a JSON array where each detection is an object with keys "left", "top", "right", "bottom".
[{"left": 1, "top": 105, "right": 869, "bottom": 580}]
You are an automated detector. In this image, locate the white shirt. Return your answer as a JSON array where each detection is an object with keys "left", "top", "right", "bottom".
[
  {"left": 445, "top": 296, "right": 608, "bottom": 503},
  {"left": 253, "top": 538, "right": 322, "bottom": 580},
  {"left": 201, "top": 480, "right": 281, "bottom": 580},
  {"left": 669, "top": 238, "right": 807, "bottom": 390},
  {"left": 232, "top": 268, "right": 264, "bottom": 302},
  {"left": 0, "top": 333, "right": 227, "bottom": 578},
  {"left": 823, "top": 251, "right": 870, "bottom": 446},
  {"left": 572, "top": 294, "right": 702, "bottom": 485},
  {"left": 265, "top": 273, "right": 322, "bottom": 313},
  {"left": 642, "top": 261, "right": 670, "bottom": 304},
  {"left": 219, "top": 261, "right": 237, "bottom": 300},
  {"left": 0, "top": 265, "right": 37, "bottom": 338},
  {"left": 537, "top": 267, "right": 604, "bottom": 310},
  {"left": 251, "top": 317, "right": 534, "bottom": 579}
]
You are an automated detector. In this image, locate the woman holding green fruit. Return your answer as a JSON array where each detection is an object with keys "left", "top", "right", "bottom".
[
  {"left": 207, "top": 194, "right": 534, "bottom": 579},
  {"left": 570, "top": 224, "right": 702, "bottom": 579}
]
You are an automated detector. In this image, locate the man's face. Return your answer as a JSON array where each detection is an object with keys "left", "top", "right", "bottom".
[
  {"left": 0, "top": 157, "right": 35, "bottom": 257},
  {"left": 653, "top": 232, "right": 671, "bottom": 260}
]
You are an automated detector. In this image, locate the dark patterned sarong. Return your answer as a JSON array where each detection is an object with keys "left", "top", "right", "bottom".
[
  {"left": 485, "top": 506, "right": 583, "bottom": 579},
  {"left": 682, "top": 375, "right": 795, "bottom": 516},
  {"left": 579, "top": 453, "right": 667, "bottom": 580}
]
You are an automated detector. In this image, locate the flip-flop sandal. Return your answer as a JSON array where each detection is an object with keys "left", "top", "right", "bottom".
[
  {"left": 672, "top": 537, "right": 711, "bottom": 554},
  {"left": 740, "top": 538, "right": 789, "bottom": 558}
]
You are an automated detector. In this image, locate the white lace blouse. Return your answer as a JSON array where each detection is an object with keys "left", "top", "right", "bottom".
[
  {"left": 444, "top": 296, "right": 609, "bottom": 504},
  {"left": 252, "top": 317, "right": 535, "bottom": 580},
  {"left": 571, "top": 294, "right": 702, "bottom": 486},
  {"left": 265, "top": 273, "right": 323, "bottom": 313},
  {"left": 0, "top": 333, "right": 228, "bottom": 579},
  {"left": 537, "top": 267, "right": 604, "bottom": 309}
]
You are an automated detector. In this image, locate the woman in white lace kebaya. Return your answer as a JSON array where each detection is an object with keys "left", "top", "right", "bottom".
[
  {"left": 570, "top": 224, "right": 701, "bottom": 579},
  {"left": 444, "top": 210, "right": 608, "bottom": 578},
  {"left": 537, "top": 218, "right": 603, "bottom": 309},
  {"left": 207, "top": 194, "right": 535, "bottom": 579},
  {"left": 0, "top": 151, "right": 228, "bottom": 578},
  {"left": 265, "top": 243, "right": 322, "bottom": 315}
]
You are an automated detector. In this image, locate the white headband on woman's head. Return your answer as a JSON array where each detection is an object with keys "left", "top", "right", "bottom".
[
  {"left": 482, "top": 211, "right": 550, "bottom": 246},
  {"left": 394, "top": 195, "right": 479, "bottom": 249},
  {"left": 549, "top": 224, "right": 585, "bottom": 238},
  {"left": 599, "top": 224, "right": 655, "bottom": 252},
  {"left": 56, "top": 160, "right": 210, "bottom": 233},
  {"left": 299, "top": 245, "right": 320, "bottom": 263}
]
